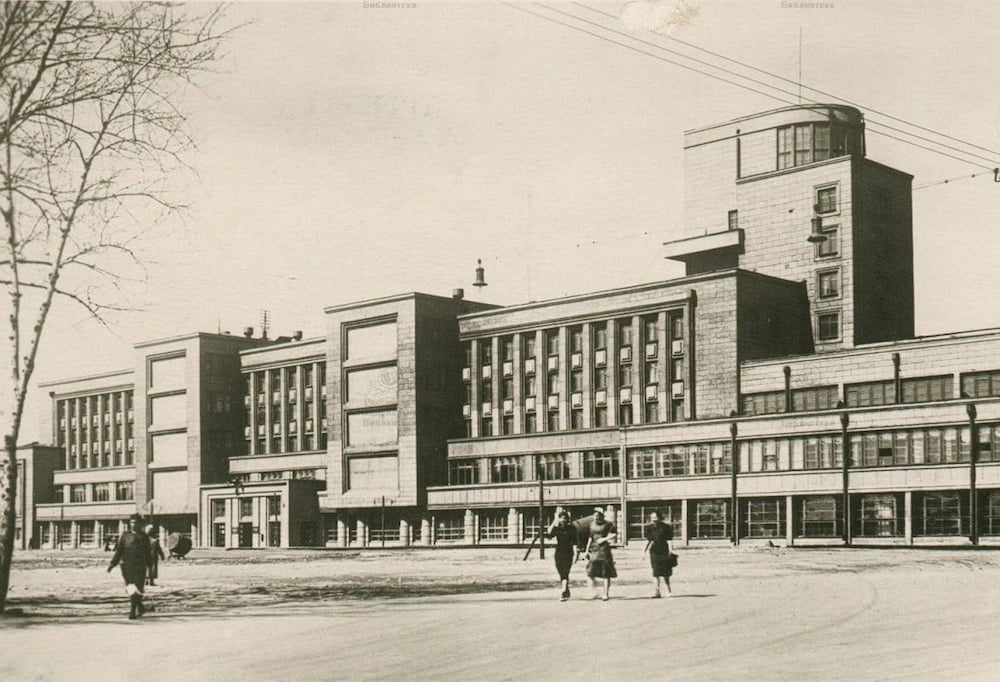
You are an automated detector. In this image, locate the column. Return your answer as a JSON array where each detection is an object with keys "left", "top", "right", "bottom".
[
  {"left": 512, "top": 332, "right": 523, "bottom": 433},
  {"left": 558, "top": 326, "right": 568, "bottom": 430},
  {"left": 336, "top": 518, "right": 347, "bottom": 548},
  {"left": 785, "top": 495, "right": 795, "bottom": 547},
  {"left": 680, "top": 499, "right": 689, "bottom": 546},
  {"left": 904, "top": 491, "right": 913, "bottom": 545},
  {"left": 464, "top": 509, "right": 476, "bottom": 545},
  {"left": 399, "top": 519, "right": 410, "bottom": 547},
  {"left": 580, "top": 322, "right": 592, "bottom": 429},
  {"left": 356, "top": 518, "right": 367, "bottom": 547},
  {"left": 507, "top": 508, "right": 520, "bottom": 544},
  {"left": 420, "top": 517, "right": 431, "bottom": 546}
]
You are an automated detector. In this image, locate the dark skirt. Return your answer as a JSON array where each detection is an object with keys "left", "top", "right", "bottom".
[
  {"left": 587, "top": 558, "right": 617, "bottom": 579},
  {"left": 555, "top": 553, "right": 574, "bottom": 581},
  {"left": 650, "top": 554, "right": 673, "bottom": 578},
  {"left": 120, "top": 566, "right": 146, "bottom": 592}
]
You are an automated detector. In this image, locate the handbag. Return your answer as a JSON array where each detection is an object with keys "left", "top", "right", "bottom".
[{"left": 668, "top": 552, "right": 679, "bottom": 568}]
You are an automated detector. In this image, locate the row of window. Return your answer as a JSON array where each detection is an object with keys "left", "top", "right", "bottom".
[
  {"left": 464, "top": 314, "right": 686, "bottom": 438},
  {"left": 427, "top": 492, "right": 1000, "bottom": 542},
  {"left": 449, "top": 449, "right": 620, "bottom": 485},
  {"left": 244, "top": 363, "right": 328, "bottom": 455},
  {"left": 58, "top": 481, "right": 134, "bottom": 503},
  {"left": 742, "top": 371, "right": 991, "bottom": 416},
  {"left": 56, "top": 392, "right": 136, "bottom": 470},
  {"left": 445, "top": 423, "right": 1000, "bottom": 487}
]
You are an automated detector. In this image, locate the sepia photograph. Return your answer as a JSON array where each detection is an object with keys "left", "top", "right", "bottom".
[{"left": 2, "top": 1, "right": 1000, "bottom": 680}]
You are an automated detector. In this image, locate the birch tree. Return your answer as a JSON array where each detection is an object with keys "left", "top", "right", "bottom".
[{"left": 0, "top": 1, "right": 231, "bottom": 614}]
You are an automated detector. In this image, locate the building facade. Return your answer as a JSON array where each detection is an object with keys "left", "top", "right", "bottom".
[{"left": 19, "top": 103, "right": 1000, "bottom": 549}]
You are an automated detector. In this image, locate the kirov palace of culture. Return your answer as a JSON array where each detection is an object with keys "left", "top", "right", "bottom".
[{"left": 15, "top": 104, "right": 1000, "bottom": 551}]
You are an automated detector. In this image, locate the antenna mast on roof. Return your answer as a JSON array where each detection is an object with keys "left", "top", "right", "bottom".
[{"left": 260, "top": 309, "right": 270, "bottom": 340}]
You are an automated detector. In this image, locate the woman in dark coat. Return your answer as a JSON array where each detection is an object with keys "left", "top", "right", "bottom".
[
  {"left": 107, "top": 514, "right": 151, "bottom": 619},
  {"left": 545, "top": 510, "right": 580, "bottom": 601},
  {"left": 643, "top": 511, "right": 674, "bottom": 598}
]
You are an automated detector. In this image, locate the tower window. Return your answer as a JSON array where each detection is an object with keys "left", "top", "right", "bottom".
[
  {"left": 818, "top": 269, "right": 840, "bottom": 298},
  {"left": 817, "top": 311, "right": 841, "bottom": 342},
  {"left": 816, "top": 186, "right": 838, "bottom": 214}
]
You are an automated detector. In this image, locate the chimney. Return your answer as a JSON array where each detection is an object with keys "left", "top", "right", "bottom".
[
  {"left": 243, "top": 327, "right": 253, "bottom": 338},
  {"left": 452, "top": 288, "right": 464, "bottom": 300},
  {"left": 292, "top": 330, "right": 303, "bottom": 341}
]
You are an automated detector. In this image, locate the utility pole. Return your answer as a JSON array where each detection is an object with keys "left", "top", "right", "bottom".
[
  {"left": 538, "top": 463, "right": 545, "bottom": 560},
  {"left": 730, "top": 415, "right": 739, "bottom": 547},
  {"left": 967, "top": 403, "right": 979, "bottom": 546},
  {"left": 840, "top": 407, "right": 851, "bottom": 545}
]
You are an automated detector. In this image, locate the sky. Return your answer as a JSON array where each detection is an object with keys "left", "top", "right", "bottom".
[{"left": 21, "top": 0, "right": 1000, "bottom": 440}]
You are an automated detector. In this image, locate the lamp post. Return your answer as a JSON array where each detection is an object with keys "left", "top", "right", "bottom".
[
  {"left": 967, "top": 403, "right": 979, "bottom": 546},
  {"left": 840, "top": 406, "right": 851, "bottom": 546},
  {"left": 373, "top": 496, "right": 395, "bottom": 548},
  {"left": 537, "top": 463, "right": 545, "bottom": 560},
  {"left": 729, "top": 414, "right": 739, "bottom": 547}
]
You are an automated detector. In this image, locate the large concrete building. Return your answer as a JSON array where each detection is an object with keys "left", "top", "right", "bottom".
[{"left": 18, "top": 103, "right": 1000, "bottom": 549}]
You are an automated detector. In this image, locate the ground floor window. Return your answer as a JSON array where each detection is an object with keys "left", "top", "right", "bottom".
[
  {"left": 213, "top": 523, "right": 225, "bottom": 547},
  {"left": 324, "top": 516, "right": 338, "bottom": 544},
  {"left": 99, "top": 521, "right": 118, "bottom": 545},
  {"left": 268, "top": 521, "right": 281, "bottom": 547},
  {"left": 986, "top": 492, "right": 1000, "bottom": 536},
  {"left": 799, "top": 496, "right": 840, "bottom": 537},
  {"left": 694, "top": 500, "right": 729, "bottom": 539},
  {"left": 745, "top": 498, "right": 783, "bottom": 538},
  {"left": 479, "top": 510, "right": 509, "bottom": 542},
  {"left": 919, "top": 493, "right": 966, "bottom": 536},
  {"left": 435, "top": 514, "right": 465, "bottom": 542},
  {"left": 38, "top": 524, "right": 50, "bottom": 546},
  {"left": 858, "top": 494, "right": 901, "bottom": 537},
  {"left": 56, "top": 522, "right": 71, "bottom": 547},
  {"left": 627, "top": 501, "right": 682, "bottom": 541}
]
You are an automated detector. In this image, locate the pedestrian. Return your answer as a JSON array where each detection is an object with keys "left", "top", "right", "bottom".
[
  {"left": 545, "top": 509, "right": 580, "bottom": 601},
  {"left": 145, "top": 524, "right": 166, "bottom": 587},
  {"left": 643, "top": 510, "right": 674, "bottom": 598},
  {"left": 584, "top": 507, "right": 617, "bottom": 601},
  {"left": 107, "top": 513, "right": 151, "bottom": 620}
]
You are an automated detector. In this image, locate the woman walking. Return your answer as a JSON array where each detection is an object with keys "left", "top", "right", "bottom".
[
  {"left": 145, "top": 524, "right": 166, "bottom": 587},
  {"left": 545, "top": 509, "right": 580, "bottom": 601},
  {"left": 585, "top": 507, "right": 617, "bottom": 601},
  {"left": 107, "top": 514, "right": 151, "bottom": 619},
  {"left": 643, "top": 510, "right": 674, "bottom": 598}
]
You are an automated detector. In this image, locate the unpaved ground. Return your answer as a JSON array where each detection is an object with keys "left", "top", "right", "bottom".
[{"left": 2, "top": 546, "right": 1000, "bottom": 681}]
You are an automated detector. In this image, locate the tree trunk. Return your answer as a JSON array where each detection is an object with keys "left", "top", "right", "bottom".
[{"left": 0, "top": 432, "right": 18, "bottom": 614}]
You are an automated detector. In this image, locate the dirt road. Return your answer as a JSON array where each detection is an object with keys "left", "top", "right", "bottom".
[{"left": 2, "top": 546, "right": 999, "bottom": 681}]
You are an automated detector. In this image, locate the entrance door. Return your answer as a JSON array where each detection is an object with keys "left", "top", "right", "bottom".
[{"left": 238, "top": 522, "right": 254, "bottom": 548}]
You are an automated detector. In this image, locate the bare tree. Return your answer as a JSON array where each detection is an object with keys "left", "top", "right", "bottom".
[{"left": 0, "top": 1, "right": 232, "bottom": 614}]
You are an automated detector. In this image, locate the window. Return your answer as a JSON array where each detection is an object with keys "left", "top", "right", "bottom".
[
  {"left": 778, "top": 123, "right": 847, "bottom": 170},
  {"left": 481, "top": 417, "right": 493, "bottom": 437},
  {"left": 212, "top": 499, "right": 225, "bottom": 519},
  {"left": 627, "top": 502, "right": 682, "bottom": 541},
  {"left": 501, "top": 336, "right": 514, "bottom": 362},
  {"left": 70, "top": 484, "right": 86, "bottom": 503},
  {"left": 491, "top": 457, "right": 523, "bottom": 483},
  {"left": 845, "top": 380, "right": 895, "bottom": 408},
  {"left": 694, "top": 500, "right": 729, "bottom": 539},
  {"left": 817, "top": 311, "right": 840, "bottom": 342},
  {"left": 524, "top": 412, "right": 537, "bottom": 434},
  {"left": 800, "top": 496, "right": 840, "bottom": 537},
  {"left": 791, "top": 385, "right": 839, "bottom": 412},
  {"left": 538, "top": 453, "right": 570, "bottom": 480},
  {"left": 745, "top": 499, "right": 782, "bottom": 538},
  {"left": 901, "top": 375, "right": 953, "bottom": 403},
  {"left": 728, "top": 209, "right": 738, "bottom": 231},
  {"left": 617, "top": 319, "right": 633, "bottom": 348},
  {"left": 962, "top": 370, "right": 1000, "bottom": 398},
  {"left": 546, "top": 329, "right": 559, "bottom": 357},
  {"left": 816, "top": 186, "right": 838, "bottom": 214},
  {"left": 859, "top": 494, "right": 899, "bottom": 537},
  {"left": 523, "top": 335, "right": 536, "bottom": 362},
  {"left": 93, "top": 483, "right": 110, "bottom": 502},
  {"left": 569, "top": 326, "right": 583, "bottom": 354},
  {"left": 593, "top": 323, "right": 607, "bottom": 350},
  {"left": 479, "top": 511, "right": 508, "bottom": 541},
  {"left": 817, "top": 269, "right": 839, "bottom": 298},
  {"left": 583, "top": 450, "right": 619, "bottom": 478},
  {"left": 115, "top": 481, "right": 134, "bottom": 501},
  {"left": 816, "top": 224, "right": 839, "bottom": 258},
  {"left": 239, "top": 498, "right": 253, "bottom": 518},
  {"left": 742, "top": 391, "right": 785, "bottom": 416},
  {"left": 920, "top": 493, "right": 965, "bottom": 536}
]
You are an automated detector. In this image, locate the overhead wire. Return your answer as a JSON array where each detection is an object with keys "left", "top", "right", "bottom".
[
  {"left": 519, "top": 2, "right": 999, "bottom": 171},
  {"left": 571, "top": 1, "right": 1000, "bottom": 161}
]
